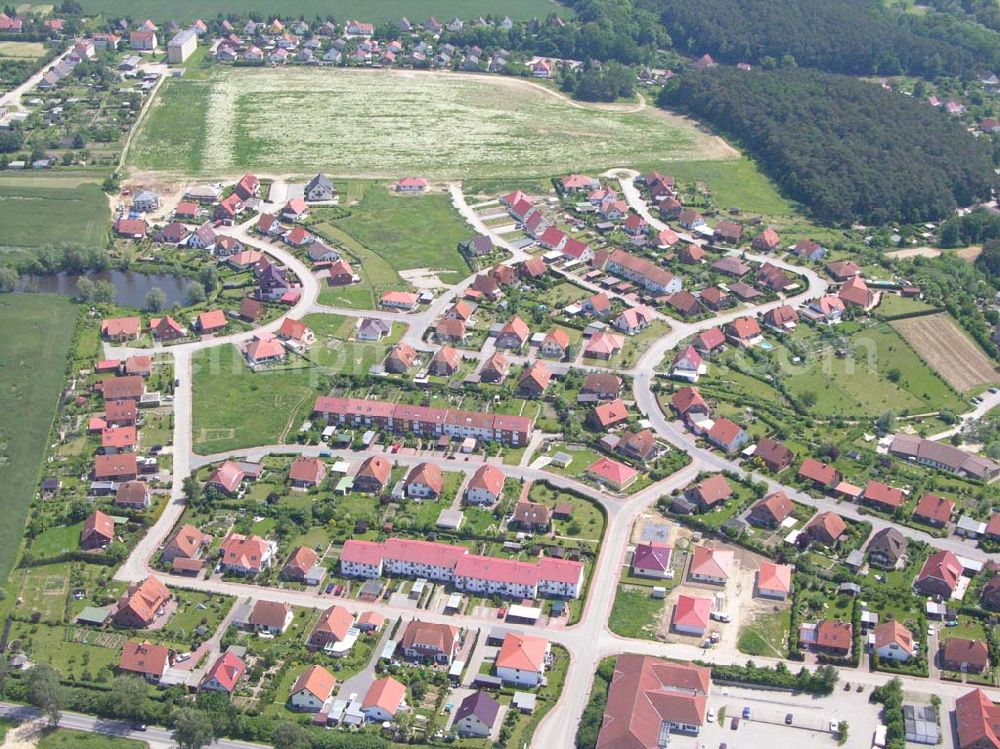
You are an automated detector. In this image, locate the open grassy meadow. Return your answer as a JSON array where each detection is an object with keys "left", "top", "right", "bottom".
[
  {"left": 779, "top": 323, "right": 967, "bottom": 417},
  {"left": 0, "top": 295, "right": 77, "bottom": 583},
  {"left": 130, "top": 67, "right": 735, "bottom": 179},
  {"left": 80, "top": 0, "right": 566, "bottom": 23},
  {"left": 0, "top": 41, "right": 46, "bottom": 58},
  {"left": 192, "top": 344, "right": 318, "bottom": 453},
  {"left": 0, "top": 181, "right": 108, "bottom": 261}
]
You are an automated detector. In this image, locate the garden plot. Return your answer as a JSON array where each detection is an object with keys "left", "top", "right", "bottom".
[{"left": 131, "top": 67, "right": 736, "bottom": 178}]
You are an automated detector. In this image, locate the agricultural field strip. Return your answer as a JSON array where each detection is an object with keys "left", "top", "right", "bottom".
[{"left": 892, "top": 313, "right": 998, "bottom": 391}]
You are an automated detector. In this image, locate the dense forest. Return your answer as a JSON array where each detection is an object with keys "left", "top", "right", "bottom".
[
  {"left": 659, "top": 68, "right": 994, "bottom": 225},
  {"left": 929, "top": 0, "right": 1000, "bottom": 35},
  {"left": 648, "top": 0, "right": 1000, "bottom": 77},
  {"left": 431, "top": 0, "right": 669, "bottom": 67}
]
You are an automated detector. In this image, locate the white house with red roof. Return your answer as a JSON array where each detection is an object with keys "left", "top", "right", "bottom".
[
  {"left": 218, "top": 532, "right": 276, "bottom": 576},
  {"left": 688, "top": 545, "right": 734, "bottom": 585},
  {"left": 670, "top": 345, "right": 706, "bottom": 383},
  {"left": 496, "top": 633, "right": 550, "bottom": 686},
  {"left": 200, "top": 650, "right": 246, "bottom": 694},
  {"left": 586, "top": 456, "right": 639, "bottom": 491},
  {"left": 756, "top": 562, "right": 792, "bottom": 599},
  {"left": 672, "top": 595, "right": 711, "bottom": 636},
  {"left": 339, "top": 537, "right": 584, "bottom": 599},
  {"left": 395, "top": 177, "right": 428, "bottom": 192},
  {"left": 706, "top": 417, "right": 749, "bottom": 453},
  {"left": 465, "top": 464, "right": 505, "bottom": 505},
  {"left": 362, "top": 677, "right": 406, "bottom": 721}
]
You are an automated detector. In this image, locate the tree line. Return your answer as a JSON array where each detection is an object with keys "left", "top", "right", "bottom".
[
  {"left": 648, "top": 0, "right": 1000, "bottom": 78},
  {"left": 659, "top": 67, "right": 995, "bottom": 225}
]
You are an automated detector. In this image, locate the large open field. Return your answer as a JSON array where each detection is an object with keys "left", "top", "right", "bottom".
[
  {"left": 129, "top": 67, "right": 736, "bottom": 179},
  {"left": 0, "top": 41, "right": 46, "bottom": 58},
  {"left": 80, "top": 0, "right": 566, "bottom": 22},
  {"left": 0, "top": 180, "right": 108, "bottom": 261},
  {"left": 891, "top": 313, "right": 998, "bottom": 392},
  {"left": 192, "top": 344, "right": 317, "bottom": 454},
  {"left": 776, "top": 323, "right": 968, "bottom": 417},
  {"left": 0, "top": 294, "right": 77, "bottom": 583}
]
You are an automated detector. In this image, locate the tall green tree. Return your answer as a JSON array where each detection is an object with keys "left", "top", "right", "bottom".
[
  {"left": 25, "top": 664, "right": 63, "bottom": 726},
  {"left": 171, "top": 707, "right": 216, "bottom": 749}
]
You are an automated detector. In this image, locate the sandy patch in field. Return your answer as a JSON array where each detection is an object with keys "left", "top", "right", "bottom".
[
  {"left": 892, "top": 313, "right": 998, "bottom": 391},
  {"left": 956, "top": 245, "right": 983, "bottom": 262},
  {"left": 886, "top": 246, "right": 941, "bottom": 259},
  {"left": 400, "top": 268, "right": 451, "bottom": 291},
  {"left": 2, "top": 718, "right": 44, "bottom": 748}
]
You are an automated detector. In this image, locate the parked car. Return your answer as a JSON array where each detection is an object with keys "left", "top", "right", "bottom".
[
  {"left": 785, "top": 713, "right": 793, "bottom": 725},
  {"left": 742, "top": 707, "right": 751, "bottom": 719},
  {"left": 325, "top": 583, "right": 334, "bottom": 594},
  {"left": 707, "top": 709, "right": 715, "bottom": 723},
  {"left": 730, "top": 717, "right": 739, "bottom": 730}
]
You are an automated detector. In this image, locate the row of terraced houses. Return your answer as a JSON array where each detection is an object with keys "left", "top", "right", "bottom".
[
  {"left": 313, "top": 397, "right": 533, "bottom": 445},
  {"left": 340, "top": 537, "right": 584, "bottom": 599}
]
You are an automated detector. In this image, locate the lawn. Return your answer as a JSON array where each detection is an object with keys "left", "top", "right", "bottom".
[
  {"left": 80, "top": 0, "right": 567, "bottom": 22},
  {"left": 664, "top": 158, "right": 796, "bottom": 218},
  {"left": 191, "top": 344, "right": 318, "bottom": 453},
  {"left": 299, "top": 312, "right": 401, "bottom": 374},
  {"left": 737, "top": 607, "right": 790, "bottom": 658},
  {"left": 125, "top": 78, "right": 210, "bottom": 174},
  {"left": 31, "top": 522, "right": 82, "bottom": 558},
  {"left": 0, "top": 41, "right": 46, "bottom": 58},
  {"left": 0, "top": 181, "right": 108, "bottom": 261},
  {"left": 330, "top": 184, "right": 471, "bottom": 284},
  {"left": 876, "top": 293, "right": 937, "bottom": 319},
  {"left": 780, "top": 323, "right": 966, "bottom": 417},
  {"left": 0, "top": 295, "right": 77, "bottom": 585},
  {"left": 543, "top": 445, "right": 605, "bottom": 477},
  {"left": 130, "top": 67, "right": 734, "bottom": 178},
  {"left": 37, "top": 728, "right": 147, "bottom": 748},
  {"left": 608, "top": 585, "right": 663, "bottom": 639}
]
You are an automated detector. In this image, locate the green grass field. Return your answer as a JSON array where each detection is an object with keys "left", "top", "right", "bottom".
[
  {"left": 608, "top": 586, "right": 663, "bottom": 639},
  {"left": 779, "top": 324, "right": 966, "bottom": 417},
  {"left": 37, "top": 728, "right": 147, "bottom": 748},
  {"left": 333, "top": 184, "right": 471, "bottom": 283},
  {"left": 0, "top": 41, "right": 46, "bottom": 58},
  {"left": 0, "top": 181, "right": 108, "bottom": 261},
  {"left": 0, "top": 295, "right": 77, "bottom": 583},
  {"left": 130, "top": 67, "right": 734, "bottom": 179},
  {"left": 80, "top": 0, "right": 566, "bottom": 22},
  {"left": 192, "top": 344, "right": 318, "bottom": 453}
]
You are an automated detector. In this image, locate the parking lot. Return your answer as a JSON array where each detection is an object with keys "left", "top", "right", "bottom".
[{"left": 659, "top": 683, "right": 882, "bottom": 748}]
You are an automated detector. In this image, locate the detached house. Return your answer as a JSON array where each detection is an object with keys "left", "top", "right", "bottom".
[
  {"left": 914, "top": 550, "right": 962, "bottom": 598},
  {"left": 754, "top": 437, "right": 794, "bottom": 472},
  {"left": 706, "top": 418, "right": 749, "bottom": 453},
  {"left": 400, "top": 620, "right": 460, "bottom": 664},
  {"left": 219, "top": 533, "right": 276, "bottom": 576},
  {"left": 466, "top": 464, "right": 505, "bottom": 505},
  {"left": 290, "top": 665, "right": 336, "bottom": 712},
  {"left": 354, "top": 455, "right": 392, "bottom": 494}
]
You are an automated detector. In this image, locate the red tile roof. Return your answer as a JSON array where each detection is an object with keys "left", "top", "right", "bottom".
[
  {"left": 914, "top": 494, "right": 954, "bottom": 525},
  {"left": 202, "top": 650, "right": 245, "bottom": 693},
  {"left": 597, "top": 654, "right": 709, "bottom": 749}
]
